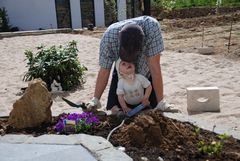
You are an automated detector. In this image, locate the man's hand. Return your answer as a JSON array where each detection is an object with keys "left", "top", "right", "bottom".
[
  {"left": 155, "top": 99, "right": 180, "bottom": 113},
  {"left": 86, "top": 97, "right": 101, "bottom": 110}
]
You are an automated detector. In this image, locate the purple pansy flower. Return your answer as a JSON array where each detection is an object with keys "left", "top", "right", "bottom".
[{"left": 54, "top": 112, "right": 99, "bottom": 133}]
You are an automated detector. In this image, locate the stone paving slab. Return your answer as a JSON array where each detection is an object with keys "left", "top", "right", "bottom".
[
  {"left": 0, "top": 143, "right": 97, "bottom": 161},
  {"left": 0, "top": 134, "right": 133, "bottom": 161},
  {"left": 0, "top": 134, "right": 31, "bottom": 144},
  {"left": 95, "top": 147, "right": 133, "bottom": 161},
  {"left": 74, "top": 134, "right": 113, "bottom": 151},
  {"left": 25, "top": 134, "right": 78, "bottom": 145}
]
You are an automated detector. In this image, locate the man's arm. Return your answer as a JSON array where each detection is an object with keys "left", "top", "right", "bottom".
[
  {"left": 147, "top": 54, "right": 164, "bottom": 102},
  {"left": 94, "top": 67, "right": 111, "bottom": 99}
]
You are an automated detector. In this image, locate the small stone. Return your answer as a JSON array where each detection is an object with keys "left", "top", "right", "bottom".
[
  {"left": 158, "top": 156, "right": 164, "bottom": 161},
  {"left": 0, "top": 129, "right": 5, "bottom": 136},
  {"left": 117, "top": 146, "right": 125, "bottom": 152},
  {"left": 141, "top": 156, "right": 149, "bottom": 161}
]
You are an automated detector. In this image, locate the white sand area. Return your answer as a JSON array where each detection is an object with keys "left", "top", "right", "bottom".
[{"left": 0, "top": 33, "right": 239, "bottom": 133}]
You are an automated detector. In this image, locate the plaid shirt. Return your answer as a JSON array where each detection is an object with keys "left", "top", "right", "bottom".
[{"left": 99, "top": 16, "right": 164, "bottom": 77}]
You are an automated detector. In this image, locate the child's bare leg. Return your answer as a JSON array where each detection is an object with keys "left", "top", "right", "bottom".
[{"left": 111, "top": 105, "right": 121, "bottom": 114}]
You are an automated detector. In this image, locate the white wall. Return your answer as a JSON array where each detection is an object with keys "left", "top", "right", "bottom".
[
  {"left": 70, "top": 0, "right": 82, "bottom": 29},
  {"left": 0, "top": 0, "right": 57, "bottom": 31},
  {"left": 0, "top": 0, "right": 108, "bottom": 31},
  {"left": 117, "top": 0, "right": 127, "bottom": 21},
  {"left": 94, "top": 0, "right": 105, "bottom": 27}
]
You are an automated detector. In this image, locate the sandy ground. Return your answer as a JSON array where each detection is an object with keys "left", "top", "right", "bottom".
[
  {"left": 0, "top": 34, "right": 107, "bottom": 116},
  {"left": 0, "top": 29, "right": 239, "bottom": 134}
]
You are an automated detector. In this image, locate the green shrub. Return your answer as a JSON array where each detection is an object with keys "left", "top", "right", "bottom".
[
  {"left": 104, "top": 0, "right": 117, "bottom": 26},
  {"left": 151, "top": 0, "right": 240, "bottom": 10},
  {"left": 23, "top": 40, "right": 87, "bottom": 91},
  {"left": 0, "top": 7, "right": 11, "bottom": 32}
]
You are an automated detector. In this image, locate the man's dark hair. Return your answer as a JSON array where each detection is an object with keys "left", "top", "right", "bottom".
[{"left": 119, "top": 24, "right": 144, "bottom": 63}]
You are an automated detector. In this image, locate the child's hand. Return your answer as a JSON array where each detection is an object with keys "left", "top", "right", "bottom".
[
  {"left": 141, "top": 97, "right": 150, "bottom": 107},
  {"left": 122, "top": 106, "right": 131, "bottom": 113}
]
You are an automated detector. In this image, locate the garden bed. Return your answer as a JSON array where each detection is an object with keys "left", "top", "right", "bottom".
[
  {"left": 1, "top": 109, "right": 240, "bottom": 161},
  {"left": 152, "top": 6, "right": 240, "bottom": 20}
]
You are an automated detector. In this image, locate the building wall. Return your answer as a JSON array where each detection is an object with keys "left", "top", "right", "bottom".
[
  {"left": 0, "top": 0, "right": 58, "bottom": 31},
  {"left": 70, "top": 0, "right": 82, "bottom": 28},
  {"left": 117, "top": 0, "right": 127, "bottom": 21},
  {"left": 0, "top": 0, "right": 125, "bottom": 31},
  {"left": 94, "top": 0, "right": 105, "bottom": 27}
]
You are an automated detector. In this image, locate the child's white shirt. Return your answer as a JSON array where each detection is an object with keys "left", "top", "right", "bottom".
[{"left": 117, "top": 74, "right": 150, "bottom": 105}]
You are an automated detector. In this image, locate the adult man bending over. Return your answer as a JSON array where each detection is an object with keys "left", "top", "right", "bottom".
[{"left": 86, "top": 16, "right": 178, "bottom": 113}]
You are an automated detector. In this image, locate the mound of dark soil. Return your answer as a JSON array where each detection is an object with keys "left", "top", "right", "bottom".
[
  {"left": 111, "top": 110, "right": 240, "bottom": 161},
  {"left": 1, "top": 110, "right": 240, "bottom": 161}
]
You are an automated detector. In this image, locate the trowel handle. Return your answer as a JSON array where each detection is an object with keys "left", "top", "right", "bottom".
[{"left": 126, "top": 104, "right": 145, "bottom": 117}]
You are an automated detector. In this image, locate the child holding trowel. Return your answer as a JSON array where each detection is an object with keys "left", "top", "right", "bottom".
[{"left": 113, "top": 58, "right": 152, "bottom": 116}]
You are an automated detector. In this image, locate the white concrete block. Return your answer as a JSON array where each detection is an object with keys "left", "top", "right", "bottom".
[
  {"left": 198, "top": 46, "right": 214, "bottom": 55},
  {"left": 187, "top": 87, "right": 220, "bottom": 113}
]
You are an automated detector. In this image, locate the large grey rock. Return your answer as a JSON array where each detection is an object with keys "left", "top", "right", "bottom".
[{"left": 8, "top": 79, "right": 52, "bottom": 129}]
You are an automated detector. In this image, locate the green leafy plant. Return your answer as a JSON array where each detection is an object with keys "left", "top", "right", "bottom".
[
  {"left": 197, "top": 140, "right": 223, "bottom": 156},
  {"left": 23, "top": 40, "right": 87, "bottom": 91},
  {"left": 217, "top": 133, "right": 230, "bottom": 140},
  {"left": 194, "top": 127, "right": 201, "bottom": 135},
  {"left": 162, "top": 0, "right": 176, "bottom": 11},
  {"left": 151, "top": 0, "right": 240, "bottom": 10},
  {"left": 104, "top": 0, "right": 117, "bottom": 26},
  {"left": 151, "top": 0, "right": 176, "bottom": 11},
  {"left": 197, "top": 133, "right": 230, "bottom": 156}
]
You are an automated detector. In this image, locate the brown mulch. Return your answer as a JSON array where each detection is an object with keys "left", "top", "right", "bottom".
[{"left": 1, "top": 109, "right": 240, "bottom": 161}]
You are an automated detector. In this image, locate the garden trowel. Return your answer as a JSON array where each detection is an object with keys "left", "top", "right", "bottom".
[
  {"left": 62, "top": 97, "right": 87, "bottom": 110},
  {"left": 62, "top": 97, "right": 107, "bottom": 117}
]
